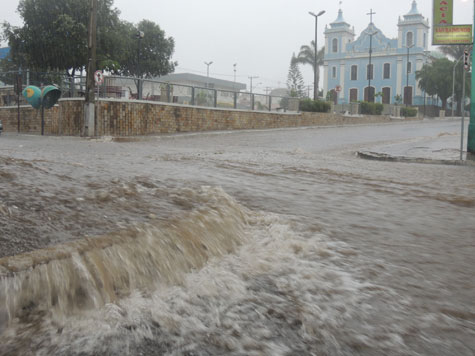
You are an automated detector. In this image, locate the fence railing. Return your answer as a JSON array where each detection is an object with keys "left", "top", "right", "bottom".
[{"left": 0, "top": 71, "right": 300, "bottom": 113}]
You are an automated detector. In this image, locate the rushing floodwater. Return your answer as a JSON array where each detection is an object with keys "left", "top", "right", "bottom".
[{"left": 0, "top": 120, "right": 474, "bottom": 355}]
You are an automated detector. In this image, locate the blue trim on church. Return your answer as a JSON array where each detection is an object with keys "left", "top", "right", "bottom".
[{"left": 323, "top": 1, "right": 430, "bottom": 106}]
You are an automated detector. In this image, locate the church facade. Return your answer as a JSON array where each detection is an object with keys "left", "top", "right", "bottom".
[{"left": 323, "top": 1, "right": 430, "bottom": 105}]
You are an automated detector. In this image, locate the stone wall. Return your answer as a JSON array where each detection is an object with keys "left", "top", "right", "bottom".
[{"left": 0, "top": 98, "right": 417, "bottom": 136}]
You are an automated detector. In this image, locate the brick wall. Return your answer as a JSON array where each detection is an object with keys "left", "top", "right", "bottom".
[{"left": 0, "top": 98, "right": 416, "bottom": 136}]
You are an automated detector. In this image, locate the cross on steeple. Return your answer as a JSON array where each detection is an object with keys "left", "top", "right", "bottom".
[{"left": 367, "top": 8, "right": 376, "bottom": 24}]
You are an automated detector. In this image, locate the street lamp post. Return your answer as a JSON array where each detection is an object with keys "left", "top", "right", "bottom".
[
  {"left": 367, "top": 30, "right": 378, "bottom": 102},
  {"left": 309, "top": 10, "right": 325, "bottom": 101},
  {"left": 404, "top": 43, "right": 415, "bottom": 107},
  {"left": 452, "top": 54, "right": 463, "bottom": 117},
  {"left": 204, "top": 61, "right": 213, "bottom": 88},
  {"left": 233, "top": 63, "right": 237, "bottom": 90}
]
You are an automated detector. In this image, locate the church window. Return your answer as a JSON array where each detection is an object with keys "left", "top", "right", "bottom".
[
  {"left": 406, "top": 31, "right": 413, "bottom": 47},
  {"left": 366, "top": 64, "right": 374, "bottom": 80},
  {"left": 332, "top": 66, "right": 337, "bottom": 78},
  {"left": 407, "top": 61, "right": 412, "bottom": 74},
  {"left": 332, "top": 38, "right": 338, "bottom": 53},
  {"left": 351, "top": 65, "right": 357, "bottom": 80},
  {"left": 423, "top": 33, "right": 426, "bottom": 48},
  {"left": 383, "top": 63, "right": 390, "bottom": 79}
]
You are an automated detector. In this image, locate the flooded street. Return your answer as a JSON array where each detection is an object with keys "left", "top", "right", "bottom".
[{"left": 1, "top": 120, "right": 474, "bottom": 355}]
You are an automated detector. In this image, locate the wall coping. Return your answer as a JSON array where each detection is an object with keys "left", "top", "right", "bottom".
[{"left": 96, "top": 97, "right": 301, "bottom": 116}]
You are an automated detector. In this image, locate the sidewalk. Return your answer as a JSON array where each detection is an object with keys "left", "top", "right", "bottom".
[{"left": 357, "top": 127, "right": 475, "bottom": 166}]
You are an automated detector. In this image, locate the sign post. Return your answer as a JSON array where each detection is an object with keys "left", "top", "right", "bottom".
[{"left": 469, "top": 1, "right": 475, "bottom": 154}]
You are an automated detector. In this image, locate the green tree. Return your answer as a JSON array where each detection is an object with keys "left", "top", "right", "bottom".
[
  {"left": 286, "top": 54, "right": 305, "bottom": 98},
  {"left": 416, "top": 57, "right": 463, "bottom": 110},
  {"left": 437, "top": 45, "right": 472, "bottom": 115},
  {"left": 292, "top": 41, "right": 325, "bottom": 90},
  {"left": 438, "top": 45, "right": 465, "bottom": 61},
  {"left": 3, "top": 0, "right": 122, "bottom": 77},
  {"left": 2, "top": 0, "right": 176, "bottom": 82},
  {"left": 116, "top": 19, "right": 176, "bottom": 79}
]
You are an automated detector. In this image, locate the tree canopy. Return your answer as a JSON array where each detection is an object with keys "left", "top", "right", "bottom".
[
  {"left": 1, "top": 0, "right": 176, "bottom": 79},
  {"left": 291, "top": 41, "right": 325, "bottom": 93},
  {"left": 416, "top": 57, "right": 470, "bottom": 111},
  {"left": 287, "top": 54, "right": 305, "bottom": 98}
]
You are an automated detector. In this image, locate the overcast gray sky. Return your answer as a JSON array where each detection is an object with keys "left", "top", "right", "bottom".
[{"left": 2, "top": 0, "right": 474, "bottom": 93}]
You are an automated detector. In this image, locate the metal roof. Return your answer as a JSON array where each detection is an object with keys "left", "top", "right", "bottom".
[
  {"left": 157, "top": 72, "right": 246, "bottom": 90},
  {"left": 0, "top": 47, "right": 10, "bottom": 60}
]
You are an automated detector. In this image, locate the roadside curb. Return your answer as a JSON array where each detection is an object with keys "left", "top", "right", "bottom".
[{"left": 357, "top": 151, "right": 475, "bottom": 167}]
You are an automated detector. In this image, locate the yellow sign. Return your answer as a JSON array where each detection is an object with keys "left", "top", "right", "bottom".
[{"left": 433, "top": 24, "right": 473, "bottom": 45}]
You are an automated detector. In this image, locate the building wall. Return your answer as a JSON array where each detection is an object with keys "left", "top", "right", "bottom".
[
  {"left": 0, "top": 98, "right": 417, "bottom": 137},
  {"left": 323, "top": 4, "right": 429, "bottom": 105}
]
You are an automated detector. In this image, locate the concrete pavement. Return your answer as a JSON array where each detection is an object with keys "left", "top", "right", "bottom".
[{"left": 358, "top": 118, "right": 475, "bottom": 166}]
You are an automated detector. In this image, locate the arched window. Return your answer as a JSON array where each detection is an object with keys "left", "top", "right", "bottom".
[
  {"left": 332, "top": 66, "right": 337, "bottom": 78},
  {"left": 406, "top": 31, "right": 413, "bottom": 47},
  {"left": 332, "top": 38, "right": 338, "bottom": 53},
  {"left": 423, "top": 33, "right": 426, "bottom": 48}
]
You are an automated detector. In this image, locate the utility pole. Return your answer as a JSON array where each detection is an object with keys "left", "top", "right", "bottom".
[
  {"left": 85, "top": 0, "right": 97, "bottom": 137},
  {"left": 136, "top": 31, "right": 144, "bottom": 100},
  {"left": 249, "top": 76, "right": 259, "bottom": 93}
]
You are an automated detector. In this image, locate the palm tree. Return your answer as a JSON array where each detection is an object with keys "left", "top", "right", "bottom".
[
  {"left": 292, "top": 40, "right": 325, "bottom": 96},
  {"left": 438, "top": 45, "right": 470, "bottom": 115},
  {"left": 438, "top": 45, "right": 466, "bottom": 61}
]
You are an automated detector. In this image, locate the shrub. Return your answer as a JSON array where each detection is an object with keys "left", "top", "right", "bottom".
[
  {"left": 360, "top": 101, "right": 383, "bottom": 115},
  {"left": 299, "top": 99, "right": 331, "bottom": 113},
  {"left": 401, "top": 107, "right": 417, "bottom": 117}
]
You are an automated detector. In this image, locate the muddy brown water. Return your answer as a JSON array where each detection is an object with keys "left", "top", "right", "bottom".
[{"left": 0, "top": 120, "right": 474, "bottom": 355}]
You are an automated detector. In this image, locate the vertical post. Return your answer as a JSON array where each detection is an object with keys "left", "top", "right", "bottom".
[
  {"left": 84, "top": 0, "right": 97, "bottom": 137},
  {"left": 233, "top": 92, "right": 237, "bottom": 109},
  {"left": 41, "top": 102, "right": 45, "bottom": 136},
  {"left": 468, "top": 0, "right": 475, "bottom": 154},
  {"left": 214, "top": 89, "right": 217, "bottom": 107},
  {"left": 406, "top": 47, "right": 409, "bottom": 107},
  {"left": 368, "top": 33, "right": 373, "bottom": 102},
  {"left": 461, "top": 66, "right": 466, "bottom": 160},
  {"left": 269, "top": 96, "right": 272, "bottom": 111},
  {"left": 137, "top": 37, "right": 141, "bottom": 100},
  {"left": 136, "top": 31, "right": 144, "bottom": 100},
  {"left": 452, "top": 55, "right": 463, "bottom": 117},
  {"left": 16, "top": 72, "right": 21, "bottom": 134},
  {"left": 251, "top": 94, "right": 255, "bottom": 111},
  {"left": 308, "top": 11, "right": 325, "bottom": 100},
  {"left": 191, "top": 86, "right": 195, "bottom": 106},
  {"left": 314, "top": 16, "right": 318, "bottom": 101},
  {"left": 167, "top": 83, "right": 171, "bottom": 102}
]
